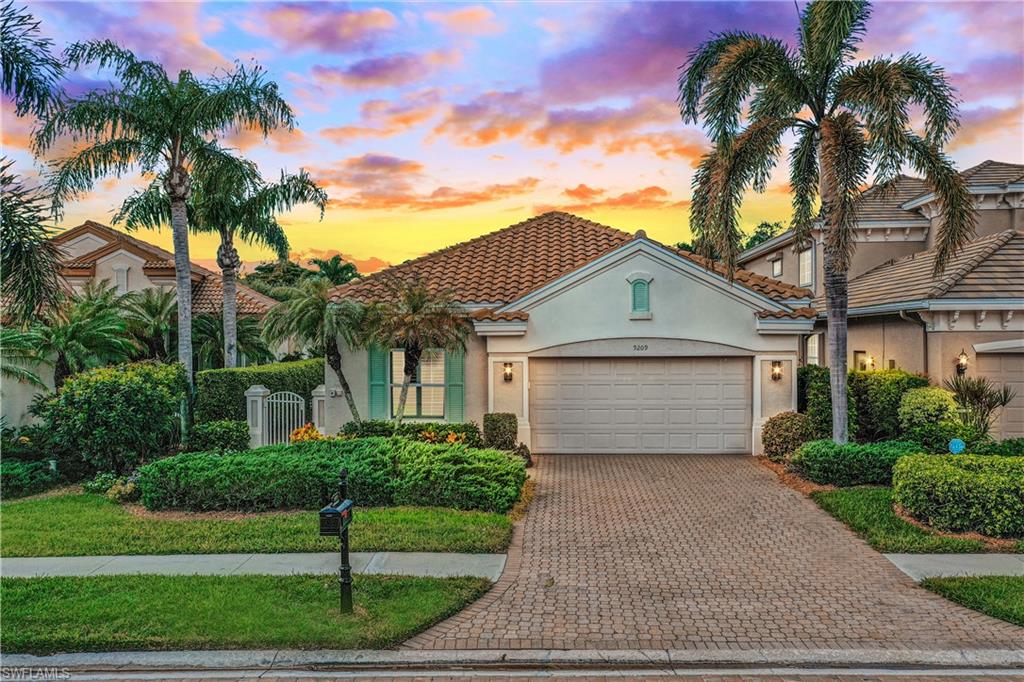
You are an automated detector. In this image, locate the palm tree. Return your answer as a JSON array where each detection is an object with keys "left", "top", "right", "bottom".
[
  {"left": 1, "top": 0, "right": 62, "bottom": 116},
  {"left": 0, "top": 161, "right": 67, "bottom": 324},
  {"left": 309, "top": 255, "right": 360, "bottom": 286},
  {"left": 192, "top": 313, "right": 272, "bottom": 370},
  {"left": 123, "top": 287, "right": 177, "bottom": 361},
  {"left": 1, "top": 326, "right": 44, "bottom": 387},
  {"left": 678, "top": 0, "right": 974, "bottom": 443},
  {"left": 116, "top": 154, "right": 326, "bottom": 368},
  {"left": 364, "top": 278, "right": 470, "bottom": 425},
  {"left": 262, "top": 277, "right": 366, "bottom": 421},
  {"left": 34, "top": 40, "right": 294, "bottom": 390},
  {"left": 25, "top": 285, "right": 136, "bottom": 388}
]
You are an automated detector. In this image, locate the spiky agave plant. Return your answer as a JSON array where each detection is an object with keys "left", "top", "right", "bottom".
[{"left": 679, "top": 0, "right": 975, "bottom": 443}]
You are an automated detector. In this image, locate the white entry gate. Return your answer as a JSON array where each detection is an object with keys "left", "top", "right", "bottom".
[{"left": 264, "top": 391, "right": 305, "bottom": 445}]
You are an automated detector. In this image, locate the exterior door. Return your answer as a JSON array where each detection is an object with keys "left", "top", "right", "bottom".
[{"left": 975, "top": 352, "right": 1024, "bottom": 439}]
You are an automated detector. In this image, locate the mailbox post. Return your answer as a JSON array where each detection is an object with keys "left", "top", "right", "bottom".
[{"left": 319, "top": 467, "right": 354, "bottom": 614}]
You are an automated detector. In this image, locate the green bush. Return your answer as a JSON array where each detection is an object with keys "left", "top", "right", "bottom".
[
  {"left": 893, "top": 454, "right": 1024, "bottom": 537},
  {"left": 1, "top": 459, "right": 58, "bottom": 498},
  {"left": 790, "top": 439, "right": 923, "bottom": 486},
  {"left": 1, "top": 425, "right": 50, "bottom": 462},
  {"left": 898, "top": 387, "right": 960, "bottom": 452},
  {"left": 761, "top": 411, "right": 815, "bottom": 462},
  {"left": 138, "top": 438, "right": 399, "bottom": 511},
  {"left": 194, "top": 359, "right": 323, "bottom": 423},
  {"left": 973, "top": 438, "right": 1024, "bottom": 456},
  {"left": 797, "top": 364, "right": 828, "bottom": 414},
  {"left": 184, "top": 420, "right": 249, "bottom": 452},
  {"left": 82, "top": 473, "right": 120, "bottom": 495},
  {"left": 137, "top": 437, "right": 525, "bottom": 514},
  {"left": 849, "top": 369, "right": 930, "bottom": 442},
  {"left": 801, "top": 365, "right": 857, "bottom": 440},
  {"left": 341, "top": 420, "right": 483, "bottom": 447},
  {"left": 47, "top": 362, "right": 186, "bottom": 475},
  {"left": 391, "top": 439, "right": 527, "bottom": 513},
  {"left": 483, "top": 413, "right": 518, "bottom": 450}
]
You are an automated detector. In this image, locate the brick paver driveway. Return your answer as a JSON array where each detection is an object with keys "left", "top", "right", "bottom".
[{"left": 406, "top": 455, "right": 1024, "bottom": 651}]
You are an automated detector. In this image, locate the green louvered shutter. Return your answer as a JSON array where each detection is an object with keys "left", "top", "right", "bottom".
[
  {"left": 445, "top": 350, "right": 465, "bottom": 423},
  {"left": 368, "top": 346, "right": 388, "bottom": 420},
  {"left": 631, "top": 280, "right": 650, "bottom": 313}
]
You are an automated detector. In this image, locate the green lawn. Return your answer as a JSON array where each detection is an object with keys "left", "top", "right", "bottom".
[
  {"left": 0, "top": 493, "right": 512, "bottom": 557},
  {"left": 811, "top": 486, "right": 1023, "bottom": 553},
  {"left": 0, "top": 574, "right": 489, "bottom": 653},
  {"left": 922, "top": 576, "right": 1024, "bottom": 627}
]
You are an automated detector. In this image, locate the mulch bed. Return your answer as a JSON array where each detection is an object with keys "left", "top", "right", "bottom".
[
  {"left": 757, "top": 456, "right": 834, "bottom": 495},
  {"left": 891, "top": 503, "right": 1020, "bottom": 552}
]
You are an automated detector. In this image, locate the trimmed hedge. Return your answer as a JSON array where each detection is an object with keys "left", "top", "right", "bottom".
[
  {"left": 1, "top": 459, "right": 58, "bottom": 499},
  {"left": 340, "top": 420, "right": 483, "bottom": 447},
  {"left": 184, "top": 420, "right": 249, "bottom": 452},
  {"left": 761, "top": 411, "right": 815, "bottom": 462},
  {"left": 137, "top": 437, "right": 525, "bottom": 513},
  {"left": 789, "top": 439, "right": 923, "bottom": 486},
  {"left": 801, "top": 365, "right": 858, "bottom": 440},
  {"left": 974, "top": 438, "right": 1024, "bottom": 457},
  {"left": 893, "top": 454, "right": 1024, "bottom": 537},
  {"left": 46, "top": 361, "right": 186, "bottom": 475},
  {"left": 194, "top": 359, "right": 323, "bottom": 424},
  {"left": 483, "top": 413, "right": 518, "bottom": 450},
  {"left": 898, "top": 387, "right": 959, "bottom": 452},
  {"left": 849, "top": 369, "right": 930, "bottom": 442}
]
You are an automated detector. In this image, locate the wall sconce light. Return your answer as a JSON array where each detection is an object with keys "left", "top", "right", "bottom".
[
  {"left": 770, "top": 361, "right": 783, "bottom": 382},
  {"left": 502, "top": 362, "right": 514, "bottom": 383},
  {"left": 956, "top": 349, "right": 968, "bottom": 375}
]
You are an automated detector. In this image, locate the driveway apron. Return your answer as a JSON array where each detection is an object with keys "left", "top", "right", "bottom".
[{"left": 404, "top": 454, "right": 1024, "bottom": 651}]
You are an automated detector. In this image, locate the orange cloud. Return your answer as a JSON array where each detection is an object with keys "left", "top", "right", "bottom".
[
  {"left": 425, "top": 6, "right": 504, "bottom": 36},
  {"left": 530, "top": 97, "right": 677, "bottom": 152},
  {"left": 603, "top": 131, "right": 708, "bottom": 164},
  {"left": 540, "top": 185, "right": 685, "bottom": 213},
  {"left": 948, "top": 105, "right": 1023, "bottom": 151},
  {"left": 288, "top": 248, "right": 391, "bottom": 274},
  {"left": 330, "top": 176, "right": 540, "bottom": 212},
  {"left": 431, "top": 89, "right": 542, "bottom": 146},
  {"left": 224, "top": 126, "right": 313, "bottom": 154},
  {"left": 1, "top": 99, "right": 33, "bottom": 151},
  {"left": 240, "top": 4, "right": 396, "bottom": 53},
  {"left": 311, "top": 50, "right": 459, "bottom": 90},
  {"left": 321, "top": 89, "right": 443, "bottom": 143}
]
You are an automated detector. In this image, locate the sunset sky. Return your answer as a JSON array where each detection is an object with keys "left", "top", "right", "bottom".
[{"left": 3, "top": 1, "right": 1022, "bottom": 274}]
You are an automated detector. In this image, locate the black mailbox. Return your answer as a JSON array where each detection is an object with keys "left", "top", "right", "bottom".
[{"left": 319, "top": 499, "right": 353, "bottom": 537}]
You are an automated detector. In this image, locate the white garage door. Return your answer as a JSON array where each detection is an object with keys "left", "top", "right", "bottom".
[
  {"left": 975, "top": 352, "right": 1024, "bottom": 440},
  {"left": 529, "top": 357, "right": 752, "bottom": 454}
]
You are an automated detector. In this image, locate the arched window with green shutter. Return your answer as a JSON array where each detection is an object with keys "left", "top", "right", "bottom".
[{"left": 631, "top": 279, "right": 650, "bottom": 314}]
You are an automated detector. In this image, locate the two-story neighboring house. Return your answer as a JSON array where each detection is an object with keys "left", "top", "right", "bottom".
[
  {"left": 1, "top": 220, "right": 279, "bottom": 426},
  {"left": 737, "top": 160, "right": 1024, "bottom": 439}
]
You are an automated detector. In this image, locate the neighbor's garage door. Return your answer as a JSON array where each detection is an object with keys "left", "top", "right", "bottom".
[
  {"left": 975, "top": 352, "right": 1024, "bottom": 439},
  {"left": 529, "top": 357, "right": 751, "bottom": 454}
]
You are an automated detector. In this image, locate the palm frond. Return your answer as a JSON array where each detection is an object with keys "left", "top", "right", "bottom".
[
  {"left": 0, "top": 326, "right": 44, "bottom": 387},
  {"left": 819, "top": 112, "right": 870, "bottom": 272},
  {"left": 45, "top": 138, "right": 144, "bottom": 215},
  {"left": 113, "top": 177, "right": 173, "bottom": 231},
  {"left": 901, "top": 134, "right": 976, "bottom": 274},
  {"left": 788, "top": 124, "right": 819, "bottom": 248},
  {"left": 1, "top": 0, "right": 63, "bottom": 116},
  {"left": 799, "top": 0, "right": 870, "bottom": 91},
  {"left": 62, "top": 39, "right": 166, "bottom": 89},
  {"left": 190, "top": 61, "right": 295, "bottom": 140}
]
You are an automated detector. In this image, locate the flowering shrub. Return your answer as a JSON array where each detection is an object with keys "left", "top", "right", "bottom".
[
  {"left": 761, "top": 411, "right": 815, "bottom": 462},
  {"left": 290, "top": 423, "right": 325, "bottom": 443}
]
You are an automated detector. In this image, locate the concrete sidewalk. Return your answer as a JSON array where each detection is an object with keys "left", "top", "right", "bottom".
[
  {"left": 885, "top": 553, "right": 1024, "bottom": 581},
  {"left": 0, "top": 551, "right": 506, "bottom": 581}
]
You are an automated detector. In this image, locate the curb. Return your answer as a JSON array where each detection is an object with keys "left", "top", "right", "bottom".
[{"left": 5, "top": 647, "right": 1024, "bottom": 672}]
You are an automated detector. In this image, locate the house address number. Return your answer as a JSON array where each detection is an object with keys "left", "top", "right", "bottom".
[{"left": 632, "top": 344, "right": 649, "bottom": 352}]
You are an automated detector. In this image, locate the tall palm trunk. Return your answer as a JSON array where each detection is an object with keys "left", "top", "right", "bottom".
[
  {"left": 325, "top": 338, "right": 361, "bottom": 422},
  {"left": 166, "top": 169, "right": 193, "bottom": 384},
  {"left": 217, "top": 234, "right": 241, "bottom": 368},
  {"left": 818, "top": 145, "right": 850, "bottom": 444}
]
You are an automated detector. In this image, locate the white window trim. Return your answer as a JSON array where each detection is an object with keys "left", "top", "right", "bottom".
[
  {"left": 112, "top": 265, "right": 130, "bottom": 293},
  {"left": 805, "top": 333, "right": 820, "bottom": 365},
  {"left": 388, "top": 349, "right": 446, "bottom": 420},
  {"left": 798, "top": 248, "right": 814, "bottom": 288},
  {"left": 771, "top": 258, "right": 783, "bottom": 278}
]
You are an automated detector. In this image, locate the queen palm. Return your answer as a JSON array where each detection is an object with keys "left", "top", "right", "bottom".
[
  {"left": 1, "top": 0, "right": 62, "bottom": 116},
  {"left": 33, "top": 40, "right": 294, "bottom": 388},
  {"left": 1, "top": 327, "right": 44, "bottom": 387},
  {"left": 309, "top": 255, "right": 359, "bottom": 286},
  {"left": 263, "top": 276, "right": 367, "bottom": 422},
  {"left": 679, "top": 0, "right": 974, "bottom": 443},
  {"left": 364, "top": 278, "right": 469, "bottom": 425},
  {"left": 192, "top": 313, "right": 272, "bottom": 370},
  {"left": 116, "top": 153, "right": 326, "bottom": 367}
]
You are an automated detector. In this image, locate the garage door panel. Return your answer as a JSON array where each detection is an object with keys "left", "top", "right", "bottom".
[
  {"left": 530, "top": 357, "right": 751, "bottom": 454},
  {"left": 975, "top": 353, "right": 1024, "bottom": 440}
]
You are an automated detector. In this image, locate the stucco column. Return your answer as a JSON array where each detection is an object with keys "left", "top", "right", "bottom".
[
  {"left": 311, "top": 384, "right": 327, "bottom": 434},
  {"left": 751, "top": 355, "right": 798, "bottom": 456},
  {"left": 244, "top": 384, "right": 270, "bottom": 448}
]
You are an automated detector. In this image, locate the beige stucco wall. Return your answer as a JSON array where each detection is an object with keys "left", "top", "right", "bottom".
[
  {"left": 926, "top": 202, "right": 1023, "bottom": 249},
  {"left": 759, "top": 359, "right": 794, "bottom": 417},
  {"left": 491, "top": 361, "right": 524, "bottom": 416},
  {"left": 837, "top": 315, "right": 928, "bottom": 374},
  {"left": 1, "top": 365, "right": 55, "bottom": 427},
  {"left": 926, "top": 330, "right": 1023, "bottom": 387}
]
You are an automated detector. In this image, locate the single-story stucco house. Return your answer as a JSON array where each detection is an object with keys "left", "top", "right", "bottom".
[
  {"left": 737, "top": 160, "right": 1024, "bottom": 441},
  {"left": 326, "top": 211, "right": 817, "bottom": 455}
]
